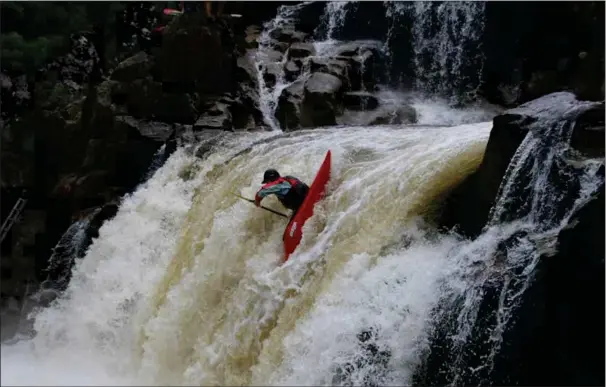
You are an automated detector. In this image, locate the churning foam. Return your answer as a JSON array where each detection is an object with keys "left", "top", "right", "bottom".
[{"left": 2, "top": 122, "right": 493, "bottom": 386}]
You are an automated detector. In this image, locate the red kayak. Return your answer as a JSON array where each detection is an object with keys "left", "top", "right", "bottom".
[
  {"left": 163, "top": 8, "right": 183, "bottom": 16},
  {"left": 282, "top": 150, "right": 332, "bottom": 262}
]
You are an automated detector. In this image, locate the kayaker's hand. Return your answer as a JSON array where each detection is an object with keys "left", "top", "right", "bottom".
[{"left": 255, "top": 199, "right": 261, "bottom": 207}]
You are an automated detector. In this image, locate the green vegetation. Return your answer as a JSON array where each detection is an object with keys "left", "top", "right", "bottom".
[{"left": 0, "top": 2, "right": 124, "bottom": 76}]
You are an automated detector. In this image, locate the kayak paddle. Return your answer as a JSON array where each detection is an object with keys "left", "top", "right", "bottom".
[{"left": 231, "top": 193, "right": 289, "bottom": 218}]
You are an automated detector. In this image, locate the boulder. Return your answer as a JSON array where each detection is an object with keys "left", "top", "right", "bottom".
[
  {"left": 418, "top": 92, "right": 605, "bottom": 387},
  {"left": 191, "top": 130, "right": 229, "bottom": 160},
  {"left": 80, "top": 139, "right": 118, "bottom": 172},
  {"left": 275, "top": 79, "right": 305, "bottom": 130},
  {"left": 160, "top": 14, "right": 236, "bottom": 95},
  {"left": 114, "top": 116, "right": 174, "bottom": 142},
  {"left": 262, "top": 63, "right": 282, "bottom": 89},
  {"left": 110, "top": 52, "right": 154, "bottom": 82},
  {"left": 304, "top": 72, "right": 344, "bottom": 98},
  {"left": 301, "top": 72, "right": 344, "bottom": 128},
  {"left": 343, "top": 92, "right": 380, "bottom": 111},
  {"left": 349, "top": 50, "right": 379, "bottom": 91},
  {"left": 439, "top": 92, "right": 605, "bottom": 238},
  {"left": 288, "top": 42, "right": 316, "bottom": 60},
  {"left": 261, "top": 49, "right": 284, "bottom": 63},
  {"left": 236, "top": 50, "right": 259, "bottom": 86},
  {"left": 309, "top": 57, "right": 351, "bottom": 88},
  {"left": 284, "top": 61, "right": 302, "bottom": 82},
  {"left": 333, "top": 40, "right": 383, "bottom": 58},
  {"left": 290, "top": 31, "right": 309, "bottom": 44},
  {"left": 269, "top": 39, "right": 290, "bottom": 53},
  {"left": 269, "top": 25, "right": 309, "bottom": 44},
  {"left": 153, "top": 93, "right": 198, "bottom": 124},
  {"left": 569, "top": 101, "right": 605, "bottom": 158},
  {"left": 235, "top": 84, "right": 265, "bottom": 128},
  {"left": 194, "top": 101, "right": 232, "bottom": 131},
  {"left": 369, "top": 105, "right": 417, "bottom": 125},
  {"left": 72, "top": 170, "right": 111, "bottom": 199},
  {"left": 229, "top": 98, "right": 258, "bottom": 130},
  {"left": 243, "top": 25, "right": 261, "bottom": 49},
  {"left": 111, "top": 78, "right": 162, "bottom": 118}
]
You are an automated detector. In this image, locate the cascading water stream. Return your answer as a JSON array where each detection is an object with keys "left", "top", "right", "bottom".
[
  {"left": 422, "top": 92, "right": 605, "bottom": 385},
  {"left": 252, "top": 1, "right": 357, "bottom": 131},
  {"left": 252, "top": 1, "right": 490, "bottom": 132},
  {"left": 1, "top": 120, "right": 496, "bottom": 386},
  {"left": 2, "top": 3, "right": 600, "bottom": 387},
  {"left": 382, "top": 1, "right": 486, "bottom": 101},
  {"left": 410, "top": 1, "right": 486, "bottom": 101},
  {"left": 253, "top": 2, "right": 312, "bottom": 130},
  {"left": 314, "top": 1, "right": 353, "bottom": 42}
]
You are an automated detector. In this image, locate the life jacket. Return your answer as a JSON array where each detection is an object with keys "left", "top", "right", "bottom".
[{"left": 269, "top": 176, "right": 309, "bottom": 211}]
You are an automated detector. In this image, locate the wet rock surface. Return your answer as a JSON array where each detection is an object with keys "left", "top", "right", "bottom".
[
  {"left": 263, "top": 24, "right": 393, "bottom": 130},
  {"left": 425, "top": 92, "right": 605, "bottom": 385},
  {"left": 0, "top": 6, "right": 266, "bottom": 310}
]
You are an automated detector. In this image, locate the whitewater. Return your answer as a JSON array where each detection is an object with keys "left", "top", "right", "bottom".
[
  {"left": 1, "top": 1, "right": 505, "bottom": 385},
  {"left": 1, "top": 112, "right": 496, "bottom": 385}
]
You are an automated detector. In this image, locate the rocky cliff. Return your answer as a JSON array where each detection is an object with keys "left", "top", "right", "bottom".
[
  {"left": 0, "top": 5, "right": 271, "bottom": 313},
  {"left": 424, "top": 92, "right": 605, "bottom": 386}
]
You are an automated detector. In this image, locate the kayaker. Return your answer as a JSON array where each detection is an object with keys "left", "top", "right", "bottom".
[
  {"left": 255, "top": 169, "right": 309, "bottom": 215},
  {"left": 204, "top": 1, "right": 225, "bottom": 19}
]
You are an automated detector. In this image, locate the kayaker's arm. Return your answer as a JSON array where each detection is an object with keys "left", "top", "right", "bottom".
[{"left": 255, "top": 181, "right": 292, "bottom": 206}]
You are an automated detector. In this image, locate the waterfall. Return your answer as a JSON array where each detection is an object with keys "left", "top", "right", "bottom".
[
  {"left": 420, "top": 92, "right": 604, "bottom": 385},
  {"left": 382, "top": 1, "right": 486, "bottom": 101}
]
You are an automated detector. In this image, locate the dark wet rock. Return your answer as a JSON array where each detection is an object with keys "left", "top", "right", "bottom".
[
  {"left": 269, "top": 39, "right": 290, "bottom": 53},
  {"left": 312, "top": 41, "right": 383, "bottom": 91},
  {"left": 153, "top": 93, "right": 198, "bottom": 124},
  {"left": 480, "top": 2, "right": 605, "bottom": 107},
  {"left": 236, "top": 50, "right": 258, "bottom": 86},
  {"left": 369, "top": 105, "right": 417, "bottom": 125},
  {"left": 570, "top": 101, "right": 605, "bottom": 158},
  {"left": 110, "top": 51, "right": 154, "bottom": 82},
  {"left": 110, "top": 78, "right": 160, "bottom": 117},
  {"left": 349, "top": 50, "right": 380, "bottom": 91},
  {"left": 0, "top": 9, "right": 253, "bottom": 315},
  {"left": 230, "top": 101, "right": 258, "bottom": 130},
  {"left": 262, "top": 49, "right": 284, "bottom": 63},
  {"left": 343, "top": 92, "right": 380, "bottom": 111},
  {"left": 243, "top": 25, "right": 261, "bottom": 49},
  {"left": 160, "top": 13, "right": 236, "bottom": 95},
  {"left": 269, "top": 25, "right": 309, "bottom": 44},
  {"left": 522, "top": 183, "right": 604, "bottom": 386},
  {"left": 420, "top": 92, "right": 605, "bottom": 387},
  {"left": 236, "top": 85, "right": 266, "bottom": 129},
  {"left": 39, "top": 200, "right": 120, "bottom": 297},
  {"left": 333, "top": 40, "right": 383, "bottom": 58},
  {"left": 275, "top": 78, "right": 306, "bottom": 130},
  {"left": 191, "top": 130, "right": 228, "bottom": 160},
  {"left": 301, "top": 72, "right": 344, "bottom": 128},
  {"left": 262, "top": 62, "right": 282, "bottom": 89},
  {"left": 304, "top": 72, "right": 344, "bottom": 99},
  {"left": 288, "top": 42, "right": 316, "bottom": 60},
  {"left": 309, "top": 57, "right": 351, "bottom": 88},
  {"left": 194, "top": 101, "right": 232, "bottom": 131},
  {"left": 284, "top": 61, "right": 302, "bottom": 82},
  {"left": 439, "top": 92, "right": 605, "bottom": 238},
  {"left": 290, "top": 30, "right": 309, "bottom": 44},
  {"left": 114, "top": 116, "right": 174, "bottom": 141}
]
